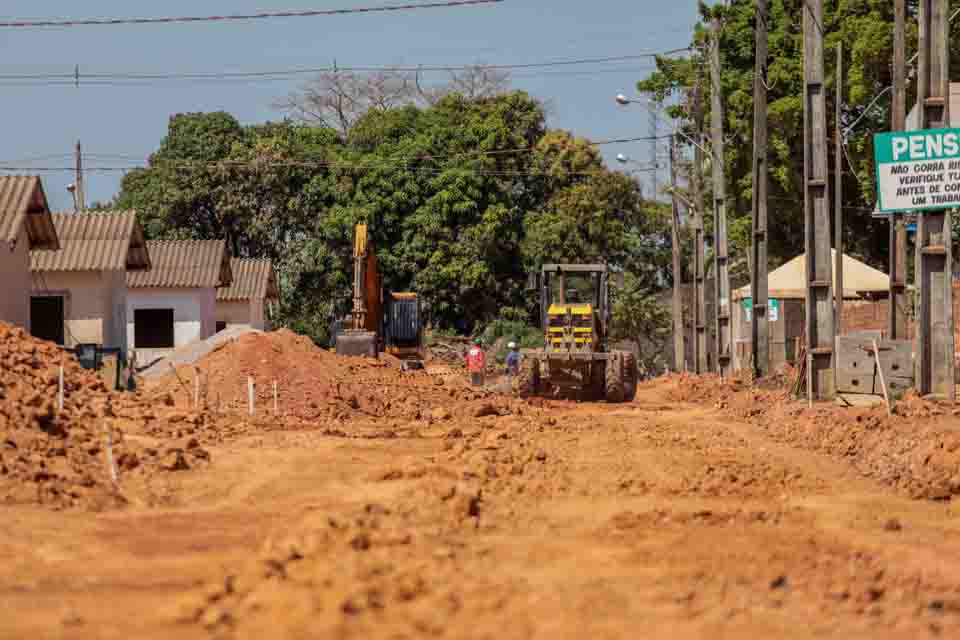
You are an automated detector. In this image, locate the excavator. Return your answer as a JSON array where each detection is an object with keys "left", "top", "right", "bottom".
[{"left": 334, "top": 224, "right": 424, "bottom": 370}]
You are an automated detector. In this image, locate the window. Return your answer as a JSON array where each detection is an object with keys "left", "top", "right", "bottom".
[
  {"left": 134, "top": 309, "right": 174, "bottom": 348},
  {"left": 215, "top": 321, "right": 227, "bottom": 334},
  {"left": 31, "top": 296, "right": 65, "bottom": 345}
]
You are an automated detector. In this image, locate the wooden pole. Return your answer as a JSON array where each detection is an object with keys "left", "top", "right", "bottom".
[
  {"left": 273, "top": 380, "right": 279, "bottom": 413},
  {"left": 74, "top": 140, "right": 85, "bottom": 212},
  {"left": 803, "top": 0, "right": 836, "bottom": 400},
  {"left": 247, "top": 376, "right": 255, "bottom": 416},
  {"left": 751, "top": 0, "right": 770, "bottom": 378},
  {"left": 669, "top": 134, "right": 685, "bottom": 372},
  {"left": 915, "top": 0, "right": 955, "bottom": 399},
  {"left": 710, "top": 17, "right": 733, "bottom": 378},
  {"left": 690, "top": 83, "right": 707, "bottom": 375},
  {"left": 889, "top": 0, "right": 908, "bottom": 340},
  {"left": 193, "top": 368, "right": 200, "bottom": 409},
  {"left": 834, "top": 41, "right": 844, "bottom": 335}
]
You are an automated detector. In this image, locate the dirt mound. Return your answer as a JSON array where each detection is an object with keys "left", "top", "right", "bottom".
[
  {"left": 0, "top": 322, "right": 210, "bottom": 510},
  {"left": 658, "top": 373, "right": 960, "bottom": 500},
  {"left": 151, "top": 330, "right": 492, "bottom": 424}
]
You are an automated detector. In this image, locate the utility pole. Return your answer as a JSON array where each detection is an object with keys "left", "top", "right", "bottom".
[
  {"left": 691, "top": 86, "right": 708, "bottom": 374},
  {"left": 649, "top": 103, "right": 659, "bottom": 200},
  {"left": 751, "top": 0, "right": 769, "bottom": 378},
  {"left": 834, "top": 42, "right": 844, "bottom": 335},
  {"left": 710, "top": 16, "right": 732, "bottom": 377},
  {"left": 915, "top": 0, "right": 954, "bottom": 399},
  {"left": 803, "top": 0, "right": 835, "bottom": 400},
  {"left": 889, "top": 0, "right": 908, "bottom": 340},
  {"left": 669, "top": 134, "right": 685, "bottom": 371},
  {"left": 74, "top": 140, "right": 85, "bottom": 212}
]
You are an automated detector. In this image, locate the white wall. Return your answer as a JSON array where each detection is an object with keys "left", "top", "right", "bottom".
[
  {"left": 127, "top": 287, "right": 217, "bottom": 366},
  {"left": 0, "top": 226, "right": 32, "bottom": 330},
  {"left": 215, "top": 298, "right": 272, "bottom": 332}
]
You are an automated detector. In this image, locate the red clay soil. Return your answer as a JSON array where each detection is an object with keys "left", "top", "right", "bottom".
[
  {"left": 0, "top": 323, "right": 211, "bottom": 510},
  {"left": 151, "top": 330, "right": 503, "bottom": 424},
  {"left": 661, "top": 372, "right": 960, "bottom": 500}
]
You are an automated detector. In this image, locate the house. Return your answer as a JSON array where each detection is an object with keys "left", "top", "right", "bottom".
[
  {"left": 126, "top": 240, "right": 232, "bottom": 367},
  {"left": 30, "top": 211, "right": 150, "bottom": 350},
  {"left": 732, "top": 250, "right": 891, "bottom": 370},
  {"left": 0, "top": 176, "right": 60, "bottom": 330},
  {"left": 215, "top": 258, "right": 279, "bottom": 332}
]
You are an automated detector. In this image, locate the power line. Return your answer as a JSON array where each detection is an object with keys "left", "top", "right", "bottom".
[
  {"left": 0, "top": 0, "right": 505, "bottom": 29},
  {"left": 0, "top": 52, "right": 685, "bottom": 85}
]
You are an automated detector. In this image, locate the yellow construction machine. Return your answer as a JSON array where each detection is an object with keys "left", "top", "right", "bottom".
[
  {"left": 522, "top": 263, "right": 637, "bottom": 402},
  {"left": 335, "top": 224, "right": 424, "bottom": 370}
]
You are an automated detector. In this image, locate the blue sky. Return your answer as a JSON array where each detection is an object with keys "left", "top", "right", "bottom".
[{"left": 0, "top": 1, "right": 698, "bottom": 210}]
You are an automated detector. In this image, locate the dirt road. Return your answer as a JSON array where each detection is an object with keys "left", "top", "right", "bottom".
[{"left": 2, "top": 378, "right": 960, "bottom": 639}]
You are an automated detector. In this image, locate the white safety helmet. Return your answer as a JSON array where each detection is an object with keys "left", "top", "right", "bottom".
[{"left": 507, "top": 342, "right": 517, "bottom": 349}]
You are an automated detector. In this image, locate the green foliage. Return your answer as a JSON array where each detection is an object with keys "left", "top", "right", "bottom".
[
  {"left": 638, "top": 0, "right": 940, "bottom": 272},
  {"left": 481, "top": 318, "right": 543, "bottom": 363},
  {"left": 610, "top": 272, "right": 672, "bottom": 372},
  {"left": 114, "top": 93, "right": 673, "bottom": 339}
]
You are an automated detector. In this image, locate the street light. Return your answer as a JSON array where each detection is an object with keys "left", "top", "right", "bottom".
[{"left": 66, "top": 183, "right": 78, "bottom": 213}]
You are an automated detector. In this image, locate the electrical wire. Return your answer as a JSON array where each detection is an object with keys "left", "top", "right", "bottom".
[{"left": 0, "top": 0, "right": 505, "bottom": 29}]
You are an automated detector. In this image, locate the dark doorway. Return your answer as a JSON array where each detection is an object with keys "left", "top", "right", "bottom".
[
  {"left": 31, "top": 296, "right": 65, "bottom": 345},
  {"left": 215, "top": 321, "right": 227, "bottom": 334},
  {"left": 134, "top": 309, "right": 175, "bottom": 348}
]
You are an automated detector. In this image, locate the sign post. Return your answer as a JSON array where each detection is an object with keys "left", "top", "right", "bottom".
[{"left": 874, "top": 125, "right": 956, "bottom": 399}]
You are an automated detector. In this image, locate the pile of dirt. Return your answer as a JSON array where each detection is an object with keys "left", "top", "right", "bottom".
[
  {"left": 658, "top": 373, "right": 960, "bottom": 500},
  {"left": 151, "top": 330, "right": 497, "bottom": 424},
  {"left": 0, "top": 322, "right": 210, "bottom": 510}
]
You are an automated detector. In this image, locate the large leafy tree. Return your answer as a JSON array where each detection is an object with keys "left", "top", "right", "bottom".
[
  {"left": 115, "top": 91, "right": 672, "bottom": 343},
  {"left": 638, "top": 0, "right": 947, "bottom": 276}
]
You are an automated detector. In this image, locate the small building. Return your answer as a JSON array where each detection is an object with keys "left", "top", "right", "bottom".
[
  {"left": 0, "top": 176, "right": 60, "bottom": 330},
  {"left": 30, "top": 211, "right": 150, "bottom": 350},
  {"left": 215, "top": 258, "right": 279, "bottom": 332},
  {"left": 733, "top": 250, "right": 891, "bottom": 370},
  {"left": 126, "top": 240, "right": 232, "bottom": 367}
]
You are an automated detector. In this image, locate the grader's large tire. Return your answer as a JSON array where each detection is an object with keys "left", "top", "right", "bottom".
[
  {"left": 519, "top": 357, "right": 542, "bottom": 397},
  {"left": 605, "top": 353, "right": 625, "bottom": 403}
]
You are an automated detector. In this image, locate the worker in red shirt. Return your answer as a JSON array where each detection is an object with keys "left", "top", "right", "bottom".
[{"left": 466, "top": 337, "right": 486, "bottom": 386}]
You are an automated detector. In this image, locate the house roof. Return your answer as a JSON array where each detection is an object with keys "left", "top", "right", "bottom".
[
  {"left": 0, "top": 176, "right": 59, "bottom": 250},
  {"left": 216, "top": 258, "right": 279, "bottom": 301},
  {"left": 127, "top": 240, "right": 232, "bottom": 289},
  {"left": 733, "top": 249, "right": 890, "bottom": 300},
  {"left": 30, "top": 211, "right": 150, "bottom": 272}
]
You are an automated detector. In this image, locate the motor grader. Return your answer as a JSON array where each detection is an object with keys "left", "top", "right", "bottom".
[{"left": 520, "top": 264, "right": 637, "bottom": 402}]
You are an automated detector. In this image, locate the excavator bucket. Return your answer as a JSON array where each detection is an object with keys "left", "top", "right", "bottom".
[{"left": 335, "top": 330, "right": 378, "bottom": 357}]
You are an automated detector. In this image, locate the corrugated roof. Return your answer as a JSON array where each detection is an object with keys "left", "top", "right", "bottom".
[
  {"left": 0, "top": 176, "right": 59, "bottom": 250},
  {"left": 127, "top": 240, "right": 232, "bottom": 289},
  {"left": 734, "top": 250, "right": 890, "bottom": 300},
  {"left": 217, "top": 258, "right": 279, "bottom": 301},
  {"left": 30, "top": 211, "right": 150, "bottom": 272}
]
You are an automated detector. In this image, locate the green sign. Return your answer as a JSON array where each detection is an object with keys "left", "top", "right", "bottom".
[
  {"left": 742, "top": 298, "right": 779, "bottom": 322},
  {"left": 874, "top": 127, "right": 960, "bottom": 213}
]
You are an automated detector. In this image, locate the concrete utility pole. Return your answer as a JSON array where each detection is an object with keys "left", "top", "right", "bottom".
[
  {"left": 74, "top": 140, "right": 85, "bottom": 212},
  {"left": 649, "top": 103, "right": 659, "bottom": 200},
  {"left": 669, "top": 134, "right": 685, "bottom": 371},
  {"left": 915, "top": 0, "right": 954, "bottom": 399},
  {"left": 692, "top": 86, "right": 708, "bottom": 375},
  {"left": 834, "top": 42, "right": 844, "bottom": 335},
  {"left": 802, "top": 0, "right": 835, "bottom": 400},
  {"left": 889, "top": 0, "right": 908, "bottom": 340},
  {"left": 751, "top": 0, "right": 769, "bottom": 378},
  {"left": 710, "top": 17, "right": 732, "bottom": 377}
]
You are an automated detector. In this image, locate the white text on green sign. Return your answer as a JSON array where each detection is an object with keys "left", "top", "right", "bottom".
[{"left": 874, "top": 128, "right": 960, "bottom": 213}]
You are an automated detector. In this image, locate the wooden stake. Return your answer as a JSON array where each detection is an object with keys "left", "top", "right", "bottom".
[
  {"left": 193, "top": 367, "right": 200, "bottom": 409},
  {"left": 247, "top": 376, "right": 255, "bottom": 417},
  {"left": 102, "top": 422, "right": 119, "bottom": 487},
  {"left": 273, "top": 380, "right": 279, "bottom": 414},
  {"left": 57, "top": 364, "right": 64, "bottom": 412},
  {"left": 873, "top": 339, "right": 892, "bottom": 416}
]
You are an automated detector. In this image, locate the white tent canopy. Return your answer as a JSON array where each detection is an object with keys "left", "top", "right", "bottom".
[{"left": 733, "top": 249, "right": 889, "bottom": 301}]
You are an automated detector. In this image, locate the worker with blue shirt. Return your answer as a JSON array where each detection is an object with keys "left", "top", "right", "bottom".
[{"left": 505, "top": 341, "right": 522, "bottom": 378}]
